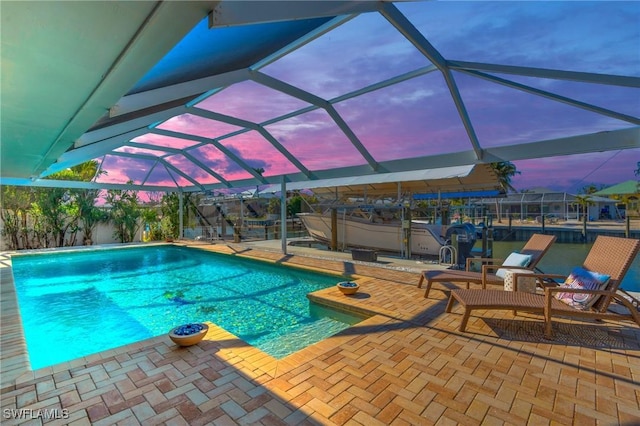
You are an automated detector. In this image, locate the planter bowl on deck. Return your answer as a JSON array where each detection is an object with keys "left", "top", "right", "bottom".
[
  {"left": 337, "top": 281, "right": 360, "bottom": 295},
  {"left": 169, "top": 323, "right": 209, "bottom": 346}
]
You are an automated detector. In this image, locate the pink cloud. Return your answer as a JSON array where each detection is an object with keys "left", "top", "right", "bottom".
[
  {"left": 196, "top": 81, "right": 310, "bottom": 123},
  {"left": 132, "top": 133, "right": 200, "bottom": 149},
  {"left": 158, "top": 114, "right": 242, "bottom": 139},
  {"left": 265, "top": 109, "right": 365, "bottom": 170},
  {"left": 164, "top": 155, "right": 219, "bottom": 185},
  {"left": 96, "top": 156, "right": 152, "bottom": 185},
  {"left": 189, "top": 144, "right": 252, "bottom": 181}
]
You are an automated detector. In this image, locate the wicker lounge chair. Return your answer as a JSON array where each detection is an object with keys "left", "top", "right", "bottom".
[
  {"left": 419, "top": 233, "right": 557, "bottom": 297},
  {"left": 445, "top": 235, "right": 640, "bottom": 338}
]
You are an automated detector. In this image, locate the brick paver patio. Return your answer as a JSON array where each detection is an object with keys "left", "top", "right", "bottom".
[{"left": 1, "top": 242, "right": 639, "bottom": 425}]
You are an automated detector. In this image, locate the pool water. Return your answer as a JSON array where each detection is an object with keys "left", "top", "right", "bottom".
[{"left": 11, "top": 245, "right": 365, "bottom": 369}]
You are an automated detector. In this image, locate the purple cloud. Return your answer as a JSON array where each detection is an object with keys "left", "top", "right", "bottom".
[{"left": 512, "top": 149, "right": 640, "bottom": 193}]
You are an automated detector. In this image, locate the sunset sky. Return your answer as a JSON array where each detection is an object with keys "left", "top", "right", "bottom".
[{"left": 95, "top": 1, "right": 639, "bottom": 195}]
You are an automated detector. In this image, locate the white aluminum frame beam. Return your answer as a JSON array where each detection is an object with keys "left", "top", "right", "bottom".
[
  {"left": 380, "top": 3, "right": 484, "bottom": 160},
  {"left": 4, "top": 127, "right": 636, "bottom": 191},
  {"left": 110, "top": 151, "right": 205, "bottom": 191},
  {"left": 188, "top": 106, "right": 312, "bottom": 177},
  {"left": 126, "top": 141, "right": 232, "bottom": 186},
  {"left": 208, "top": 1, "right": 381, "bottom": 28},
  {"left": 458, "top": 70, "right": 640, "bottom": 125},
  {"left": 249, "top": 71, "right": 380, "bottom": 170},
  {"left": 149, "top": 127, "right": 266, "bottom": 182},
  {"left": 447, "top": 61, "right": 640, "bottom": 88}
]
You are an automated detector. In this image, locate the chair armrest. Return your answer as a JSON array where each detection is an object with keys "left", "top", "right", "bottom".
[
  {"left": 522, "top": 273, "right": 566, "bottom": 288},
  {"left": 481, "top": 263, "right": 531, "bottom": 274},
  {"left": 543, "top": 287, "right": 617, "bottom": 309},
  {"left": 481, "top": 263, "right": 510, "bottom": 286},
  {"left": 545, "top": 287, "right": 609, "bottom": 295},
  {"left": 466, "top": 257, "right": 503, "bottom": 271},
  {"left": 541, "top": 286, "right": 635, "bottom": 338}
]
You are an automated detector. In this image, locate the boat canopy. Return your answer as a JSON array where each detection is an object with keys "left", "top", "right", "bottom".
[
  {"left": 413, "top": 190, "right": 501, "bottom": 200},
  {"left": 259, "top": 164, "right": 502, "bottom": 198}
]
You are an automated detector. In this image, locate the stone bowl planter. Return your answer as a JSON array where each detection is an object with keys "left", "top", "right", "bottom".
[
  {"left": 337, "top": 281, "right": 360, "bottom": 295},
  {"left": 168, "top": 323, "right": 209, "bottom": 346}
]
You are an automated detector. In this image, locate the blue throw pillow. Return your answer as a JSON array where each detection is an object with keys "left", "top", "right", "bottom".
[{"left": 496, "top": 252, "right": 533, "bottom": 279}]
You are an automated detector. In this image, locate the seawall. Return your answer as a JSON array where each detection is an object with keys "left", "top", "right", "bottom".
[{"left": 492, "top": 223, "right": 639, "bottom": 243}]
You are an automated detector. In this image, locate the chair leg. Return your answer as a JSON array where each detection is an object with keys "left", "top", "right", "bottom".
[
  {"left": 446, "top": 293, "right": 470, "bottom": 332},
  {"left": 459, "top": 309, "right": 471, "bottom": 332},
  {"left": 445, "top": 293, "right": 457, "bottom": 312},
  {"left": 424, "top": 280, "right": 434, "bottom": 298},
  {"left": 418, "top": 274, "right": 424, "bottom": 288},
  {"left": 544, "top": 309, "right": 553, "bottom": 339}
]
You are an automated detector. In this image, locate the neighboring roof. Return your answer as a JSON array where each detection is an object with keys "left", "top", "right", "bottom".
[
  {"left": 593, "top": 180, "right": 640, "bottom": 196},
  {"left": 1, "top": 1, "right": 638, "bottom": 193},
  {"left": 525, "top": 187, "right": 558, "bottom": 194},
  {"left": 473, "top": 192, "right": 617, "bottom": 205}
]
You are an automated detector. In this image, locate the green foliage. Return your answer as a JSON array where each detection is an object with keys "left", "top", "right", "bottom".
[
  {"left": 76, "top": 191, "right": 107, "bottom": 244},
  {"left": 29, "top": 202, "right": 51, "bottom": 248},
  {"left": 490, "top": 162, "right": 521, "bottom": 194},
  {"left": 105, "top": 185, "right": 141, "bottom": 243},
  {"left": 579, "top": 184, "right": 605, "bottom": 195},
  {"left": 265, "top": 193, "right": 318, "bottom": 217},
  {"left": 0, "top": 162, "right": 193, "bottom": 248},
  {"left": 141, "top": 206, "right": 162, "bottom": 241},
  {"left": 575, "top": 194, "right": 595, "bottom": 206},
  {"left": 287, "top": 195, "right": 303, "bottom": 216},
  {"left": 33, "top": 186, "right": 76, "bottom": 247},
  {"left": 287, "top": 192, "right": 317, "bottom": 217},
  {"left": 0, "top": 186, "right": 34, "bottom": 249},
  {"left": 161, "top": 193, "right": 180, "bottom": 239},
  {"left": 0, "top": 161, "right": 103, "bottom": 249},
  {"left": 71, "top": 162, "right": 105, "bottom": 244},
  {"left": 267, "top": 198, "right": 281, "bottom": 214}
]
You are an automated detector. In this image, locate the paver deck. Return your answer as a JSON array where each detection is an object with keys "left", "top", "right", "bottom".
[{"left": 1, "top": 241, "right": 639, "bottom": 425}]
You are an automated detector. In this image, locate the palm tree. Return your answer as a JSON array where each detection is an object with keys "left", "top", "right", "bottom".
[
  {"left": 580, "top": 184, "right": 604, "bottom": 195},
  {"left": 490, "top": 162, "right": 521, "bottom": 223}
]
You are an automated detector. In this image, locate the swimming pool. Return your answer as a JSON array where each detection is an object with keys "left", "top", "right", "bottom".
[{"left": 11, "top": 245, "right": 365, "bottom": 369}]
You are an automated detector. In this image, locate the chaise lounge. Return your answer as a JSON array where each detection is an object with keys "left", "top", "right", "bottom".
[
  {"left": 445, "top": 235, "right": 640, "bottom": 338},
  {"left": 419, "top": 233, "right": 557, "bottom": 297}
]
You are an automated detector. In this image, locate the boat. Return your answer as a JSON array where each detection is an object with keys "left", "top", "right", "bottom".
[{"left": 297, "top": 211, "right": 477, "bottom": 258}]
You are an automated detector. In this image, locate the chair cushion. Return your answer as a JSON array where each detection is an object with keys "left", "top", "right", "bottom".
[
  {"left": 495, "top": 252, "right": 533, "bottom": 279},
  {"left": 554, "top": 266, "right": 611, "bottom": 310}
]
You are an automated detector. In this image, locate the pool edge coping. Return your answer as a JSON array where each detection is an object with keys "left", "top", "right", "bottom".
[{"left": 0, "top": 243, "right": 384, "bottom": 390}]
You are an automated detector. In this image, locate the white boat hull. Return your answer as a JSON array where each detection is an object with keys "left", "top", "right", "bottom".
[{"left": 297, "top": 213, "right": 448, "bottom": 256}]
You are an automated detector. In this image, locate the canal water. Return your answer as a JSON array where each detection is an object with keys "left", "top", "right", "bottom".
[{"left": 490, "top": 241, "right": 640, "bottom": 292}]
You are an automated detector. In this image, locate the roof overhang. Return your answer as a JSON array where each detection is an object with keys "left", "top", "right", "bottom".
[{"left": 0, "top": 1, "right": 222, "bottom": 179}]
